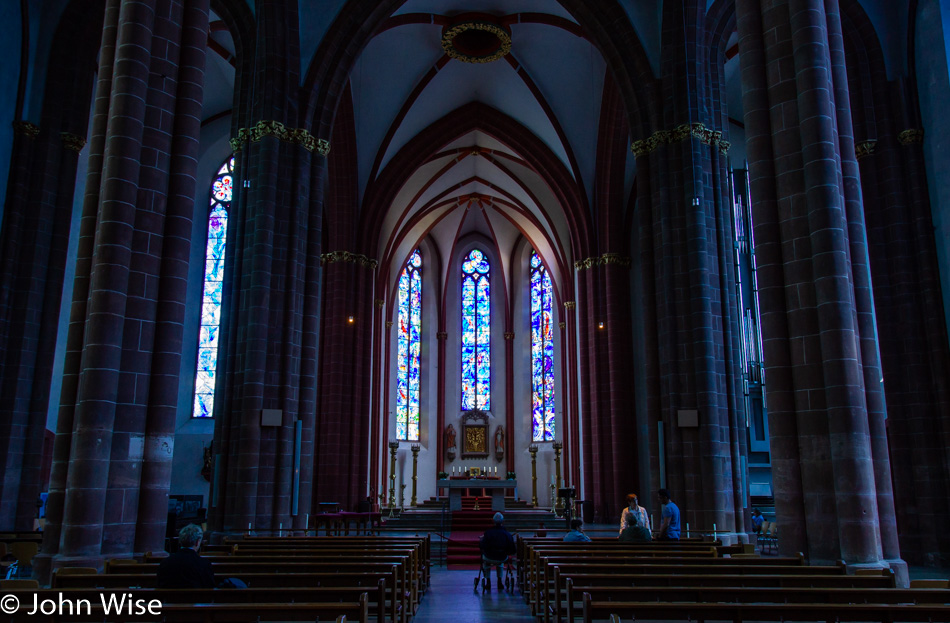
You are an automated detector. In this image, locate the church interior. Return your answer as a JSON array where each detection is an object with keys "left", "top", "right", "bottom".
[{"left": 1, "top": 0, "right": 950, "bottom": 619}]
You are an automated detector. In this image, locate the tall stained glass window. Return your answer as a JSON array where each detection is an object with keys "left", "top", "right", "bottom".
[
  {"left": 396, "top": 250, "right": 422, "bottom": 441},
  {"left": 193, "top": 156, "right": 233, "bottom": 418},
  {"left": 461, "top": 249, "right": 491, "bottom": 410},
  {"left": 531, "top": 251, "right": 555, "bottom": 441}
]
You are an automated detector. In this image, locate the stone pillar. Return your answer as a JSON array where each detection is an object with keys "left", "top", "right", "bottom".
[
  {"left": 851, "top": 52, "right": 950, "bottom": 564},
  {"left": 630, "top": 0, "right": 746, "bottom": 534},
  {"left": 315, "top": 253, "right": 374, "bottom": 511},
  {"left": 35, "top": 0, "right": 210, "bottom": 580},
  {"left": 209, "top": 0, "right": 321, "bottom": 535},
  {"left": 0, "top": 1, "right": 104, "bottom": 532},
  {"left": 737, "top": 0, "right": 905, "bottom": 578}
]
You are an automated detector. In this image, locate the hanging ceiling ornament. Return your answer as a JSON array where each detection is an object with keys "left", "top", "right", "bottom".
[{"left": 441, "top": 14, "right": 512, "bottom": 64}]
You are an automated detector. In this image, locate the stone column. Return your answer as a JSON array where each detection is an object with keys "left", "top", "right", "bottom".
[
  {"left": 209, "top": 0, "right": 321, "bottom": 535},
  {"left": 630, "top": 0, "right": 746, "bottom": 534},
  {"left": 0, "top": 1, "right": 104, "bottom": 532},
  {"left": 737, "top": 0, "right": 905, "bottom": 578},
  {"left": 36, "top": 0, "right": 210, "bottom": 579},
  {"left": 315, "top": 253, "right": 374, "bottom": 511}
]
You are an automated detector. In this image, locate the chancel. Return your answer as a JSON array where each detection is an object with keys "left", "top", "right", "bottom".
[{"left": 0, "top": 0, "right": 949, "bottom": 620}]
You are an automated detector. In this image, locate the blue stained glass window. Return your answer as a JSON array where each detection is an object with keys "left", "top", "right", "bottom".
[
  {"left": 530, "top": 251, "right": 555, "bottom": 440},
  {"left": 193, "top": 156, "right": 233, "bottom": 418},
  {"left": 462, "top": 249, "right": 491, "bottom": 410},
  {"left": 397, "top": 250, "right": 422, "bottom": 441}
]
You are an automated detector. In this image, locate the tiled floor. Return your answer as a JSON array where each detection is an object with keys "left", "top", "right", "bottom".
[{"left": 413, "top": 567, "right": 535, "bottom": 622}]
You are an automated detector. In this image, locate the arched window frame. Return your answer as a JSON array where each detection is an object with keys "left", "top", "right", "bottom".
[
  {"left": 192, "top": 156, "right": 233, "bottom": 418},
  {"left": 396, "top": 250, "right": 422, "bottom": 441},
  {"left": 530, "top": 251, "right": 555, "bottom": 440},
  {"left": 461, "top": 248, "right": 491, "bottom": 411}
]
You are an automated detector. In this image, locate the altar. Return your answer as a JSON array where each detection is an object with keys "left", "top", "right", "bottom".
[{"left": 437, "top": 478, "right": 517, "bottom": 511}]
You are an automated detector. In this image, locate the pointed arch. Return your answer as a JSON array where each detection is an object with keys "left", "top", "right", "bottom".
[
  {"left": 193, "top": 156, "right": 233, "bottom": 418},
  {"left": 396, "top": 249, "right": 423, "bottom": 441}
]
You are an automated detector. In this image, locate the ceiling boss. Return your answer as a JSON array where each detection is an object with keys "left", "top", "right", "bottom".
[{"left": 441, "top": 14, "right": 512, "bottom": 64}]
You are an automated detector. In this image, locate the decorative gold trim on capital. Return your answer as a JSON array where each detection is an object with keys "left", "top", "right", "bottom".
[
  {"left": 230, "top": 120, "right": 330, "bottom": 155},
  {"left": 564, "top": 301, "right": 576, "bottom": 310},
  {"left": 442, "top": 21, "right": 511, "bottom": 64},
  {"left": 437, "top": 331, "right": 448, "bottom": 340},
  {"left": 854, "top": 140, "right": 877, "bottom": 160},
  {"left": 386, "top": 321, "right": 394, "bottom": 328},
  {"left": 504, "top": 332, "right": 514, "bottom": 340},
  {"left": 898, "top": 129, "right": 924, "bottom": 145},
  {"left": 375, "top": 299, "right": 385, "bottom": 308},
  {"left": 574, "top": 253, "right": 632, "bottom": 271},
  {"left": 558, "top": 322, "right": 566, "bottom": 330},
  {"left": 631, "top": 122, "right": 730, "bottom": 157},
  {"left": 320, "top": 251, "right": 378, "bottom": 269},
  {"left": 60, "top": 132, "right": 86, "bottom": 152},
  {"left": 12, "top": 121, "right": 39, "bottom": 139}
]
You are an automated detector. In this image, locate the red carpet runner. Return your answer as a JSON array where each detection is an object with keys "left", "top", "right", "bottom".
[{"left": 446, "top": 507, "right": 495, "bottom": 569}]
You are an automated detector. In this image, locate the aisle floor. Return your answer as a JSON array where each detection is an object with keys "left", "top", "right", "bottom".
[{"left": 412, "top": 566, "right": 535, "bottom": 623}]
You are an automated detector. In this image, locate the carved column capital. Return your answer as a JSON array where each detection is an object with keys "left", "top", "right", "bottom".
[
  {"left": 12, "top": 121, "right": 39, "bottom": 139},
  {"left": 61, "top": 132, "right": 87, "bottom": 152},
  {"left": 898, "top": 129, "right": 924, "bottom": 145}
]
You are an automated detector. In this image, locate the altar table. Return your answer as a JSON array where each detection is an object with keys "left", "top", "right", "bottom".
[{"left": 437, "top": 478, "right": 517, "bottom": 511}]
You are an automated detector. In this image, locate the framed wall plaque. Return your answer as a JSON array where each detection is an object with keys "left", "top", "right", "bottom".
[{"left": 460, "top": 409, "right": 490, "bottom": 458}]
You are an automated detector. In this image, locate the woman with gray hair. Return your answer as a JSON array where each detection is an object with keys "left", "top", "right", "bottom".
[{"left": 157, "top": 524, "right": 216, "bottom": 588}]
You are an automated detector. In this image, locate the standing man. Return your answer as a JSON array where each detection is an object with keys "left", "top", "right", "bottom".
[{"left": 657, "top": 489, "right": 680, "bottom": 541}]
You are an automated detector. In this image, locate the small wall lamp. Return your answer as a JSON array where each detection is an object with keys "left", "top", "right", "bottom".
[
  {"left": 598, "top": 321, "right": 605, "bottom": 330},
  {"left": 347, "top": 315, "right": 355, "bottom": 324}
]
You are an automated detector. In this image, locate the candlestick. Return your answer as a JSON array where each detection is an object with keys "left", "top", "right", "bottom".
[
  {"left": 410, "top": 443, "right": 420, "bottom": 507},
  {"left": 529, "top": 445, "right": 539, "bottom": 507},
  {"left": 388, "top": 441, "right": 399, "bottom": 510}
]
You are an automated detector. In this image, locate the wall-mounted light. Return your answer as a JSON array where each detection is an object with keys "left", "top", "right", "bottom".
[
  {"left": 692, "top": 197, "right": 700, "bottom": 206},
  {"left": 598, "top": 321, "right": 605, "bottom": 330},
  {"left": 347, "top": 315, "right": 355, "bottom": 324}
]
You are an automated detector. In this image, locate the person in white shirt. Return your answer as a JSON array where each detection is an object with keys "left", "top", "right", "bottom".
[{"left": 620, "top": 493, "right": 650, "bottom": 534}]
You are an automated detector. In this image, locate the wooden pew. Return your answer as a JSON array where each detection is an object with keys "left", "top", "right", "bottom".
[
  {"left": 54, "top": 570, "right": 401, "bottom": 623},
  {"left": 538, "top": 560, "right": 848, "bottom": 622},
  {"left": 519, "top": 542, "right": 729, "bottom": 596},
  {"left": 581, "top": 592, "right": 950, "bottom": 623},
  {"left": 224, "top": 544, "right": 428, "bottom": 594},
  {"left": 564, "top": 577, "right": 928, "bottom": 623},
  {"left": 222, "top": 535, "right": 431, "bottom": 589},
  {"left": 533, "top": 557, "right": 825, "bottom": 618}
]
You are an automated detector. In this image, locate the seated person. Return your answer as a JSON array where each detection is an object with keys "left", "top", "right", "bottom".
[
  {"left": 480, "top": 512, "right": 515, "bottom": 590},
  {"left": 564, "top": 518, "right": 591, "bottom": 542},
  {"left": 751, "top": 508, "right": 764, "bottom": 534},
  {"left": 619, "top": 519, "right": 652, "bottom": 542},
  {"left": 157, "top": 524, "right": 216, "bottom": 589}
]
